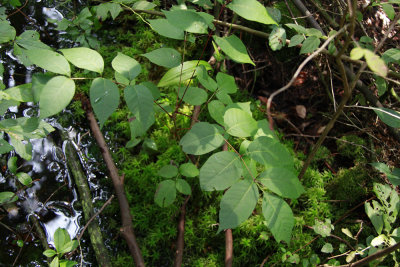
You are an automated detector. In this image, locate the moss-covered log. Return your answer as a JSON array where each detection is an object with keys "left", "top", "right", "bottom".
[{"left": 61, "top": 130, "right": 112, "bottom": 267}]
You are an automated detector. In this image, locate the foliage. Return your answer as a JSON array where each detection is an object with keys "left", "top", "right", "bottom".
[
  {"left": 43, "top": 228, "right": 78, "bottom": 267},
  {"left": 0, "top": 0, "right": 400, "bottom": 265}
]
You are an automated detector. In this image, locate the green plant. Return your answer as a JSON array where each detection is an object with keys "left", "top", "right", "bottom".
[{"left": 43, "top": 228, "right": 78, "bottom": 267}]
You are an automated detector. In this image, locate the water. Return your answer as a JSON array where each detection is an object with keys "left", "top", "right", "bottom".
[{"left": 1, "top": 1, "right": 107, "bottom": 265}]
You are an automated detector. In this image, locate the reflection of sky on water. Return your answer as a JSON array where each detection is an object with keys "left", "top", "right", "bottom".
[{"left": 43, "top": 210, "right": 81, "bottom": 246}]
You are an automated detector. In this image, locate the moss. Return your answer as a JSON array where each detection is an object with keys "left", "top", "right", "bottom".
[
  {"left": 327, "top": 164, "right": 373, "bottom": 205},
  {"left": 336, "top": 135, "right": 368, "bottom": 164}
]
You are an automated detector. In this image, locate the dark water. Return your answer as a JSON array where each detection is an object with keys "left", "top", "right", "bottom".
[{"left": 1, "top": 1, "right": 106, "bottom": 266}]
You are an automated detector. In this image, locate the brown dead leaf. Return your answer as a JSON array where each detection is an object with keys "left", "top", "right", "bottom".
[{"left": 296, "top": 105, "right": 306, "bottom": 119}]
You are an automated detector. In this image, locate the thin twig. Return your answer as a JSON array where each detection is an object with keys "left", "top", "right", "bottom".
[{"left": 77, "top": 195, "right": 115, "bottom": 241}]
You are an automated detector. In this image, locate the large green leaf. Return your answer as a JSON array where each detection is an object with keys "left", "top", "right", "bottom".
[
  {"left": 32, "top": 73, "right": 53, "bottom": 103},
  {"left": 382, "top": 48, "right": 400, "bottom": 64},
  {"left": 227, "top": 0, "right": 277, "bottom": 25},
  {"left": 199, "top": 151, "right": 243, "bottom": 191},
  {"left": 364, "top": 50, "right": 387, "bottom": 77},
  {"left": 365, "top": 200, "right": 384, "bottom": 234},
  {"left": 158, "top": 60, "right": 212, "bottom": 87},
  {"left": 142, "top": 48, "right": 181, "bottom": 68},
  {"left": 124, "top": 84, "right": 154, "bottom": 135},
  {"left": 247, "top": 136, "right": 293, "bottom": 168},
  {"left": 0, "top": 139, "right": 13, "bottom": 155},
  {"left": 4, "top": 83, "right": 34, "bottom": 102},
  {"left": 177, "top": 86, "right": 208, "bottom": 105},
  {"left": 0, "top": 117, "right": 54, "bottom": 140},
  {"left": 218, "top": 179, "right": 259, "bottom": 232},
  {"left": 90, "top": 78, "right": 119, "bottom": 128},
  {"left": 254, "top": 120, "right": 277, "bottom": 139},
  {"left": 10, "top": 136, "right": 32, "bottom": 161},
  {"left": 180, "top": 122, "right": 224, "bottom": 155},
  {"left": 54, "top": 228, "right": 71, "bottom": 253},
  {"left": 213, "top": 35, "right": 255, "bottom": 65},
  {"left": 149, "top": 19, "right": 184, "bottom": 40},
  {"left": 300, "top": 36, "right": 320, "bottom": 54},
  {"left": 16, "top": 172, "right": 32, "bottom": 186},
  {"left": 0, "top": 192, "right": 18, "bottom": 204},
  {"left": 60, "top": 47, "right": 104, "bottom": 74},
  {"left": 0, "top": 21, "right": 16, "bottom": 43},
  {"left": 208, "top": 100, "right": 226, "bottom": 125},
  {"left": 269, "top": 26, "right": 286, "bottom": 51},
  {"left": 262, "top": 192, "right": 294, "bottom": 243},
  {"left": 374, "top": 107, "right": 400, "bottom": 128},
  {"left": 258, "top": 167, "right": 304, "bottom": 199},
  {"left": 176, "top": 179, "right": 192, "bottom": 195},
  {"left": 25, "top": 49, "right": 70, "bottom": 76},
  {"left": 16, "top": 30, "right": 51, "bottom": 50},
  {"left": 196, "top": 65, "right": 217, "bottom": 91},
  {"left": 154, "top": 180, "right": 176, "bottom": 207},
  {"left": 158, "top": 165, "right": 178, "bottom": 178},
  {"left": 224, "top": 108, "right": 257, "bottom": 137},
  {"left": 163, "top": 9, "right": 212, "bottom": 34},
  {"left": 111, "top": 52, "right": 141, "bottom": 81},
  {"left": 39, "top": 76, "right": 75, "bottom": 118},
  {"left": 216, "top": 72, "right": 238, "bottom": 94},
  {"left": 179, "top": 163, "right": 199, "bottom": 177}
]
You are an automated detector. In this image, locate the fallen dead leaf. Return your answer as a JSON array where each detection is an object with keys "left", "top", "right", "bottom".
[{"left": 296, "top": 105, "right": 307, "bottom": 119}]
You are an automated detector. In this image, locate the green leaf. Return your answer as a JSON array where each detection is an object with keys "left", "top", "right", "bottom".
[
  {"left": 132, "top": 1, "right": 156, "bottom": 10},
  {"left": 141, "top": 81, "right": 160, "bottom": 100},
  {"left": 90, "top": 78, "right": 120, "bottom": 128},
  {"left": 350, "top": 47, "right": 365, "bottom": 60},
  {"left": 16, "top": 172, "right": 32, "bottom": 186},
  {"left": 176, "top": 179, "right": 192, "bottom": 195},
  {"left": 225, "top": 102, "right": 251, "bottom": 115},
  {"left": 158, "top": 165, "right": 178, "bottom": 178},
  {"left": 258, "top": 167, "right": 304, "bottom": 199},
  {"left": 370, "top": 162, "right": 391, "bottom": 175},
  {"left": 196, "top": 65, "right": 217, "bottom": 91},
  {"left": 10, "top": 137, "right": 32, "bottom": 160},
  {"left": 382, "top": 48, "right": 400, "bottom": 64},
  {"left": 375, "top": 76, "right": 387, "bottom": 96},
  {"left": 218, "top": 179, "right": 259, "bottom": 232},
  {"left": 177, "top": 86, "right": 208, "bottom": 105},
  {"left": 365, "top": 200, "right": 384, "bottom": 234},
  {"left": 213, "top": 35, "right": 255, "bottom": 65},
  {"left": 288, "top": 34, "right": 304, "bottom": 47},
  {"left": 39, "top": 76, "right": 75, "bottom": 119},
  {"left": 224, "top": 108, "right": 257, "bottom": 137},
  {"left": 4, "top": 83, "right": 34, "bottom": 102},
  {"left": 0, "top": 191, "right": 18, "bottom": 204},
  {"left": 0, "top": 139, "right": 14, "bottom": 155},
  {"left": 373, "top": 107, "right": 400, "bottom": 128},
  {"left": 269, "top": 26, "right": 286, "bottom": 51},
  {"left": 306, "top": 28, "right": 323, "bottom": 38},
  {"left": 382, "top": 4, "right": 395, "bottom": 20},
  {"left": 154, "top": 180, "right": 176, "bottom": 207},
  {"left": 313, "top": 219, "right": 333, "bottom": 237},
  {"left": 247, "top": 136, "right": 293, "bottom": 168},
  {"left": 32, "top": 73, "right": 53, "bottom": 103},
  {"left": 16, "top": 30, "right": 51, "bottom": 50},
  {"left": 388, "top": 168, "right": 400, "bottom": 187},
  {"left": 149, "top": 19, "right": 184, "bottom": 40},
  {"left": 163, "top": 9, "right": 211, "bottom": 34},
  {"left": 179, "top": 122, "right": 224, "bottom": 155},
  {"left": 142, "top": 48, "right": 181, "bottom": 68},
  {"left": 54, "top": 228, "right": 71, "bottom": 252},
  {"left": 199, "top": 151, "right": 243, "bottom": 191},
  {"left": 254, "top": 120, "right": 277, "bottom": 139},
  {"left": 112, "top": 52, "right": 141, "bottom": 81},
  {"left": 300, "top": 36, "right": 320, "bottom": 54},
  {"left": 0, "top": 21, "right": 16, "bottom": 43},
  {"left": 158, "top": 60, "right": 211, "bottom": 87},
  {"left": 43, "top": 249, "right": 57, "bottom": 257},
  {"left": 208, "top": 100, "right": 226, "bottom": 125},
  {"left": 96, "top": 3, "right": 122, "bottom": 20},
  {"left": 50, "top": 257, "right": 59, "bottom": 267},
  {"left": 179, "top": 163, "right": 199, "bottom": 177},
  {"left": 216, "top": 72, "right": 237, "bottom": 94},
  {"left": 228, "top": 0, "right": 277, "bottom": 25},
  {"left": 285, "top": 23, "right": 307, "bottom": 34},
  {"left": 59, "top": 240, "right": 78, "bottom": 254},
  {"left": 25, "top": 49, "right": 70, "bottom": 76},
  {"left": 7, "top": 157, "right": 18, "bottom": 174},
  {"left": 124, "top": 84, "right": 154, "bottom": 135},
  {"left": 60, "top": 47, "right": 104, "bottom": 74},
  {"left": 364, "top": 50, "right": 388, "bottom": 77},
  {"left": 262, "top": 192, "right": 294, "bottom": 243},
  {"left": 321, "top": 243, "right": 333, "bottom": 253}
]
